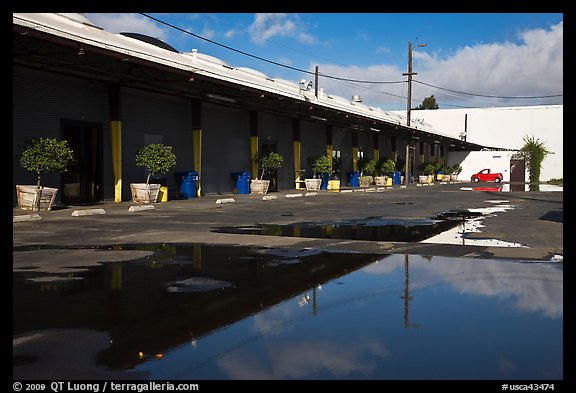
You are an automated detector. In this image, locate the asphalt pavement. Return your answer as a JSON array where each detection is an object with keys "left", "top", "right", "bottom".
[{"left": 13, "top": 181, "right": 563, "bottom": 273}]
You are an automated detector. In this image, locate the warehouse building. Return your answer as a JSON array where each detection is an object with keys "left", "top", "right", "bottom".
[{"left": 13, "top": 13, "right": 491, "bottom": 206}]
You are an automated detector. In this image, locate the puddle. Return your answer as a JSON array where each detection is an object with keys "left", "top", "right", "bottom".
[
  {"left": 212, "top": 217, "right": 462, "bottom": 242},
  {"left": 461, "top": 184, "right": 563, "bottom": 192},
  {"left": 212, "top": 203, "right": 518, "bottom": 246},
  {"left": 422, "top": 217, "right": 528, "bottom": 247},
  {"left": 13, "top": 244, "right": 562, "bottom": 380}
]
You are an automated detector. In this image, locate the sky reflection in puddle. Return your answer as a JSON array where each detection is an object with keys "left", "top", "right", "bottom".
[
  {"left": 131, "top": 253, "right": 562, "bottom": 380},
  {"left": 13, "top": 245, "right": 562, "bottom": 380}
]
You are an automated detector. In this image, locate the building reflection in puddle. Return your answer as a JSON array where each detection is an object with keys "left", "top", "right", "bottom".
[{"left": 13, "top": 245, "right": 562, "bottom": 380}]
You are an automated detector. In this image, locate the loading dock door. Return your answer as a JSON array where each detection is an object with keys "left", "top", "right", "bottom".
[
  {"left": 510, "top": 159, "right": 526, "bottom": 191},
  {"left": 61, "top": 121, "right": 103, "bottom": 204}
]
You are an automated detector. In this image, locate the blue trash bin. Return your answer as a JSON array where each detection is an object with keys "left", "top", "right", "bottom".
[
  {"left": 392, "top": 171, "right": 401, "bottom": 185},
  {"left": 174, "top": 171, "right": 198, "bottom": 199},
  {"left": 320, "top": 172, "right": 329, "bottom": 190},
  {"left": 346, "top": 171, "right": 359, "bottom": 187},
  {"left": 231, "top": 171, "right": 250, "bottom": 194}
]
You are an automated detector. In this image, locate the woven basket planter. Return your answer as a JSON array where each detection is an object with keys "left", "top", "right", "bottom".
[
  {"left": 130, "top": 183, "right": 160, "bottom": 203},
  {"left": 16, "top": 185, "right": 58, "bottom": 211},
  {"left": 250, "top": 179, "right": 270, "bottom": 194}
]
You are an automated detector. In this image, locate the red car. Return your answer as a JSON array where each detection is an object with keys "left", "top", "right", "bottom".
[{"left": 471, "top": 169, "right": 503, "bottom": 183}]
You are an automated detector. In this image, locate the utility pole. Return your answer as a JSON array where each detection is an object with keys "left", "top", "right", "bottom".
[{"left": 402, "top": 41, "right": 426, "bottom": 186}]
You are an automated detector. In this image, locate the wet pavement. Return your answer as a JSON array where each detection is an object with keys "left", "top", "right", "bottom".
[
  {"left": 13, "top": 182, "right": 563, "bottom": 263},
  {"left": 13, "top": 181, "right": 564, "bottom": 381}
]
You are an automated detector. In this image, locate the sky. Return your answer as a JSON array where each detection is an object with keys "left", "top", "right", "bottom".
[{"left": 84, "top": 13, "right": 563, "bottom": 111}]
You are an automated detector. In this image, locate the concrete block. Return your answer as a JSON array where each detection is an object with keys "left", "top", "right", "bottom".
[
  {"left": 216, "top": 198, "right": 235, "bottom": 204},
  {"left": 129, "top": 205, "right": 156, "bottom": 212},
  {"left": 13, "top": 214, "right": 42, "bottom": 223},
  {"left": 71, "top": 208, "right": 106, "bottom": 217}
]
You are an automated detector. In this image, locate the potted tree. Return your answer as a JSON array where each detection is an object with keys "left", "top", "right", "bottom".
[
  {"left": 424, "top": 162, "right": 438, "bottom": 183},
  {"left": 373, "top": 158, "right": 385, "bottom": 186},
  {"left": 250, "top": 151, "right": 283, "bottom": 194},
  {"left": 132, "top": 143, "right": 177, "bottom": 203},
  {"left": 450, "top": 164, "right": 463, "bottom": 182},
  {"left": 305, "top": 155, "right": 331, "bottom": 191},
  {"left": 377, "top": 158, "right": 396, "bottom": 186},
  {"left": 359, "top": 158, "right": 377, "bottom": 187},
  {"left": 17, "top": 137, "right": 75, "bottom": 211},
  {"left": 418, "top": 162, "right": 436, "bottom": 184},
  {"left": 436, "top": 164, "right": 452, "bottom": 183}
]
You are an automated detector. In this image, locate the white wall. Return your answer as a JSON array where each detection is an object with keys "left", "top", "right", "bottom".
[
  {"left": 394, "top": 105, "right": 563, "bottom": 181},
  {"left": 447, "top": 151, "right": 521, "bottom": 182}
]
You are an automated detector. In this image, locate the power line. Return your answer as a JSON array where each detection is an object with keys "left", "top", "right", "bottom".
[
  {"left": 141, "top": 13, "right": 562, "bottom": 105},
  {"left": 141, "top": 13, "right": 311, "bottom": 76},
  {"left": 414, "top": 80, "right": 563, "bottom": 100},
  {"left": 141, "top": 13, "right": 407, "bottom": 85}
]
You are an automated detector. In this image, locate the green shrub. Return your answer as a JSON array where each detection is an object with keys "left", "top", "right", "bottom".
[
  {"left": 309, "top": 155, "right": 331, "bottom": 178},
  {"left": 135, "top": 143, "right": 177, "bottom": 184},
  {"left": 256, "top": 151, "right": 283, "bottom": 180},
  {"left": 19, "top": 137, "right": 74, "bottom": 187},
  {"left": 380, "top": 159, "right": 396, "bottom": 175}
]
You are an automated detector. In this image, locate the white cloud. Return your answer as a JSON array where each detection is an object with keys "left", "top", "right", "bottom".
[
  {"left": 313, "top": 62, "right": 407, "bottom": 110},
  {"left": 199, "top": 25, "right": 216, "bottom": 40},
  {"left": 248, "top": 13, "right": 316, "bottom": 45},
  {"left": 315, "top": 21, "right": 563, "bottom": 110},
  {"left": 363, "top": 254, "right": 563, "bottom": 319},
  {"left": 410, "top": 21, "right": 563, "bottom": 107},
  {"left": 84, "top": 13, "right": 168, "bottom": 40},
  {"left": 217, "top": 338, "right": 389, "bottom": 379}
]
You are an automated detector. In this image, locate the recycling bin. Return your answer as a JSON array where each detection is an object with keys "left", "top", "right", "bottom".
[
  {"left": 320, "top": 172, "right": 329, "bottom": 190},
  {"left": 392, "top": 171, "right": 401, "bottom": 185},
  {"left": 346, "top": 171, "right": 359, "bottom": 187},
  {"left": 231, "top": 171, "right": 251, "bottom": 194},
  {"left": 174, "top": 171, "right": 198, "bottom": 199}
]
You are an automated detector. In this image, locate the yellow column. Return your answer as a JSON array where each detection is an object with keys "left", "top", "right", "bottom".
[
  {"left": 352, "top": 147, "right": 358, "bottom": 172},
  {"left": 193, "top": 244, "right": 202, "bottom": 272},
  {"left": 294, "top": 140, "right": 301, "bottom": 189},
  {"left": 251, "top": 136, "right": 259, "bottom": 180},
  {"left": 326, "top": 144, "right": 333, "bottom": 173},
  {"left": 111, "top": 264, "right": 122, "bottom": 290},
  {"left": 110, "top": 121, "right": 122, "bottom": 202},
  {"left": 193, "top": 128, "right": 202, "bottom": 197},
  {"left": 293, "top": 226, "right": 301, "bottom": 237},
  {"left": 373, "top": 149, "right": 379, "bottom": 162}
]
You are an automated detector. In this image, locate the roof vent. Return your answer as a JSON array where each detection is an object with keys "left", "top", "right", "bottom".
[
  {"left": 119, "top": 32, "right": 178, "bottom": 53},
  {"left": 351, "top": 95, "right": 362, "bottom": 103}
]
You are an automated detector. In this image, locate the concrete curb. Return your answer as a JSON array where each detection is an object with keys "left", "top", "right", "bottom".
[{"left": 13, "top": 214, "right": 42, "bottom": 223}]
